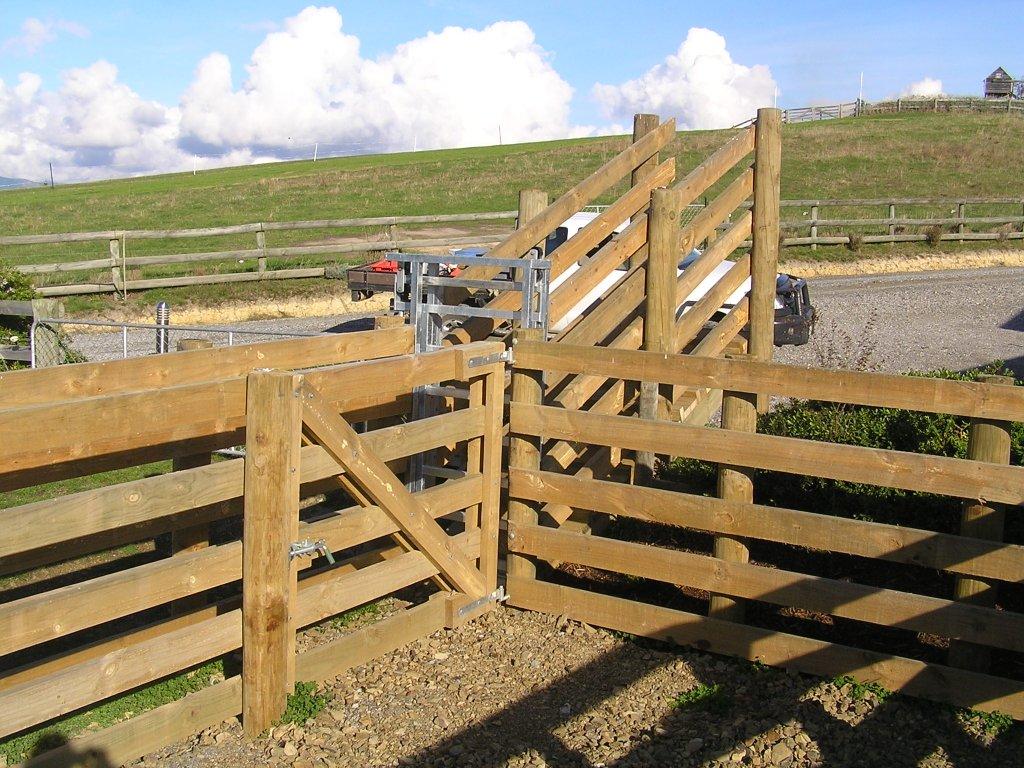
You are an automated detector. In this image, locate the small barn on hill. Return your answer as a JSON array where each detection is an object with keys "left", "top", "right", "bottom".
[{"left": 984, "top": 67, "right": 1016, "bottom": 98}]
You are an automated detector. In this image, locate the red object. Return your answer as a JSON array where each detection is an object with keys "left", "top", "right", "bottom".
[{"left": 368, "top": 259, "right": 398, "bottom": 273}]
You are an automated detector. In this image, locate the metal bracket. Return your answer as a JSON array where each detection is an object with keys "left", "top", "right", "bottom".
[
  {"left": 457, "top": 586, "right": 507, "bottom": 618},
  {"left": 289, "top": 538, "right": 336, "bottom": 565},
  {"left": 467, "top": 349, "right": 512, "bottom": 369}
]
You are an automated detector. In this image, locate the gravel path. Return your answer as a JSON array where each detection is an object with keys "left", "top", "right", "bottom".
[
  {"left": 64, "top": 312, "right": 382, "bottom": 363},
  {"left": 775, "top": 266, "right": 1024, "bottom": 376},
  {"left": 65, "top": 266, "right": 1023, "bottom": 375},
  {"left": 141, "top": 606, "right": 1021, "bottom": 768}
]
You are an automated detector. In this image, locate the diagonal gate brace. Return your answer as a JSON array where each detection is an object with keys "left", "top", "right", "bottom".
[{"left": 299, "top": 380, "right": 488, "bottom": 599}]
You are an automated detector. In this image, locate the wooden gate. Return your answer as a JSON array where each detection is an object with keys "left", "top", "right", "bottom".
[{"left": 0, "top": 331, "right": 505, "bottom": 763}]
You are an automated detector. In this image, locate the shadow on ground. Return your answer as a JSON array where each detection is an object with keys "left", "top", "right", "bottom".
[{"left": 397, "top": 625, "right": 1022, "bottom": 767}]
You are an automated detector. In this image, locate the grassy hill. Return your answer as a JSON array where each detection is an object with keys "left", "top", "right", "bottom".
[{"left": 1, "top": 111, "right": 1022, "bottom": 312}]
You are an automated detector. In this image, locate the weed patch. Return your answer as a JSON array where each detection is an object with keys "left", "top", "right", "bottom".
[
  {"left": 669, "top": 683, "right": 732, "bottom": 714},
  {"left": 278, "top": 681, "right": 332, "bottom": 726}
]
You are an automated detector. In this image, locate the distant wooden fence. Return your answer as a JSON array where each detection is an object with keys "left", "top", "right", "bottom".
[
  {"left": 731, "top": 95, "right": 1024, "bottom": 129},
  {"left": 863, "top": 96, "right": 1024, "bottom": 116},
  {"left": 0, "top": 328, "right": 506, "bottom": 763},
  {"left": 507, "top": 339, "right": 1024, "bottom": 718},
  {"left": 698, "top": 197, "right": 1024, "bottom": 251},
  {"left": 782, "top": 101, "right": 861, "bottom": 123},
  {"left": 0, "top": 211, "right": 517, "bottom": 297}
]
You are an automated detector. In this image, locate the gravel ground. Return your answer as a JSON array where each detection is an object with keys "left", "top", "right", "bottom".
[
  {"left": 140, "top": 606, "right": 1022, "bottom": 768},
  {"left": 775, "top": 266, "right": 1024, "bottom": 376},
  {"left": 63, "top": 266, "right": 1023, "bottom": 375},
  {"left": 62, "top": 312, "right": 381, "bottom": 363}
]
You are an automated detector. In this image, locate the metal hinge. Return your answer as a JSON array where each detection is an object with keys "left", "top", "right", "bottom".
[
  {"left": 467, "top": 349, "right": 512, "bottom": 369},
  {"left": 457, "top": 586, "right": 508, "bottom": 617},
  {"left": 289, "top": 538, "right": 335, "bottom": 565}
]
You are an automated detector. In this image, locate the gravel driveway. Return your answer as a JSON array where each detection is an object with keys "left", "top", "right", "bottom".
[
  {"left": 65, "top": 266, "right": 1024, "bottom": 376},
  {"left": 775, "top": 266, "right": 1024, "bottom": 376}
]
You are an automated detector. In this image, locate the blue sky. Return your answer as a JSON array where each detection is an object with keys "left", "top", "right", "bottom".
[
  {"left": 1, "top": 1, "right": 1019, "bottom": 181},
  {"left": 3, "top": 1, "right": 1017, "bottom": 119}
]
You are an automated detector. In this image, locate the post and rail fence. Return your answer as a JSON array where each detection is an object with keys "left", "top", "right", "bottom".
[
  {"left": 5, "top": 195, "right": 1021, "bottom": 300},
  {"left": 0, "top": 211, "right": 518, "bottom": 298},
  {"left": 506, "top": 339, "right": 1024, "bottom": 719},
  {"left": 3, "top": 109, "right": 1024, "bottom": 768}
]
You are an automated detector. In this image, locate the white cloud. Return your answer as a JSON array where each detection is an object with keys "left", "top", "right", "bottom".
[
  {"left": 0, "top": 8, "right": 774, "bottom": 184},
  {"left": 900, "top": 77, "right": 943, "bottom": 98},
  {"left": 3, "top": 17, "right": 90, "bottom": 55},
  {"left": 0, "top": 62, "right": 187, "bottom": 182},
  {"left": 592, "top": 28, "right": 776, "bottom": 130},
  {"left": 179, "top": 6, "right": 573, "bottom": 155}
]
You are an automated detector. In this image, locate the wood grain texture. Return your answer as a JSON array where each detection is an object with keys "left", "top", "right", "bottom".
[
  {"left": 509, "top": 403, "right": 1024, "bottom": 504},
  {"left": 300, "top": 381, "right": 486, "bottom": 597},
  {"left": 510, "top": 469, "right": 1024, "bottom": 583},
  {"left": 241, "top": 371, "right": 302, "bottom": 735}
]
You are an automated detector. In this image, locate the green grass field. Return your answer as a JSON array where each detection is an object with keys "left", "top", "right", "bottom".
[{"left": 2, "top": 111, "right": 1022, "bottom": 313}]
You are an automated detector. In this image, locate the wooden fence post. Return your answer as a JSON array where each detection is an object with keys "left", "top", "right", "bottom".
[
  {"left": 948, "top": 374, "right": 1014, "bottom": 672},
  {"left": 108, "top": 238, "right": 121, "bottom": 295},
  {"left": 749, "top": 108, "right": 781, "bottom": 413},
  {"left": 637, "top": 187, "right": 682, "bottom": 479},
  {"left": 517, "top": 190, "right": 549, "bottom": 244},
  {"left": 242, "top": 370, "right": 302, "bottom": 737},
  {"left": 29, "top": 298, "right": 63, "bottom": 368},
  {"left": 463, "top": 375, "right": 485, "bottom": 533},
  {"left": 957, "top": 202, "right": 966, "bottom": 242},
  {"left": 507, "top": 328, "right": 545, "bottom": 581},
  {"left": 810, "top": 204, "right": 818, "bottom": 251},
  {"left": 256, "top": 229, "right": 267, "bottom": 275},
  {"left": 630, "top": 113, "right": 661, "bottom": 270},
  {"left": 478, "top": 363, "right": 505, "bottom": 591},
  {"left": 888, "top": 202, "right": 896, "bottom": 248},
  {"left": 516, "top": 189, "right": 549, "bottom": 293},
  {"left": 709, "top": 377, "right": 758, "bottom": 622}
]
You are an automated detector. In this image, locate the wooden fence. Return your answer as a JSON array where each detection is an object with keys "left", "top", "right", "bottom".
[
  {"left": 782, "top": 101, "right": 861, "bottom": 123},
  {"left": 506, "top": 339, "right": 1024, "bottom": 718},
  {"left": 5, "top": 108, "right": 1024, "bottom": 765},
  {"left": 727, "top": 197, "right": 1024, "bottom": 250},
  {"left": 0, "top": 211, "right": 517, "bottom": 297},
  {"left": 732, "top": 95, "right": 1024, "bottom": 130},
  {"left": 863, "top": 96, "right": 1024, "bottom": 116},
  {"left": 0, "top": 328, "right": 506, "bottom": 764},
  {"left": 0, "top": 109, "right": 796, "bottom": 763}
]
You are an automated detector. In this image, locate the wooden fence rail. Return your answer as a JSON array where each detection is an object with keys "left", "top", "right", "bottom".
[{"left": 507, "top": 339, "right": 1024, "bottom": 719}]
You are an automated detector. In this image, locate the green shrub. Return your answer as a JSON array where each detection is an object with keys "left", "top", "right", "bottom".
[{"left": 0, "top": 259, "right": 37, "bottom": 345}]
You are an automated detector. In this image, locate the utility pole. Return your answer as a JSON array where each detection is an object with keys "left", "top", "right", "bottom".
[
  {"left": 313, "top": 142, "right": 318, "bottom": 162},
  {"left": 48, "top": 162, "right": 54, "bottom": 189}
]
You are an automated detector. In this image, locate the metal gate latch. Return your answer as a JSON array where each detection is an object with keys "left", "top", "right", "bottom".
[
  {"left": 289, "top": 538, "right": 336, "bottom": 565},
  {"left": 457, "top": 586, "right": 508, "bottom": 618}
]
